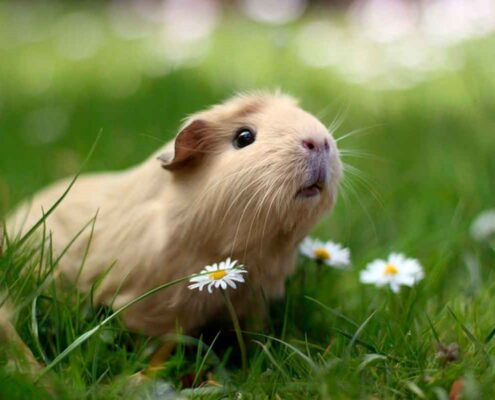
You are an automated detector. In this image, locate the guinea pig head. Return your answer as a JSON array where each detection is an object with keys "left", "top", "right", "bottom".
[{"left": 158, "top": 93, "right": 342, "bottom": 254}]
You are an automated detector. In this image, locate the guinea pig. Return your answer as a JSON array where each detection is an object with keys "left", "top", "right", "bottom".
[{"left": 6, "top": 92, "right": 342, "bottom": 337}]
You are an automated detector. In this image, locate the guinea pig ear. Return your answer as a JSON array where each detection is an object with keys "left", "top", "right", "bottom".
[{"left": 158, "top": 119, "right": 211, "bottom": 170}]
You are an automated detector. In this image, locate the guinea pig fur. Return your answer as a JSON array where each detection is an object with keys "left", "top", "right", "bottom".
[{"left": 7, "top": 92, "right": 342, "bottom": 336}]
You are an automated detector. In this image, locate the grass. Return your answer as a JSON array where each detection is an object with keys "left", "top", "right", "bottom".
[{"left": 1, "top": 3, "right": 495, "bottom": 399}]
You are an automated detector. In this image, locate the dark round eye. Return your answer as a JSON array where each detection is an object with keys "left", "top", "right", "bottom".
[{"left": 233, "top": 128, "right": 256, "bottom": 149}]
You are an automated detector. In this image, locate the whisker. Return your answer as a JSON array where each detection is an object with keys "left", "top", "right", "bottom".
[
  {"left": 219, "top": 167, "right": 277, "bottom": 229},
  {"left": 316, "top": 104, "right": 332, "bottom": 121},
  {"left": 320, "top": 179, "right": 353, "bottom": 239},
  {"left": 258, "top": 171, "right": 294, "bottom": 258},
  {"left": 343, "top": 163, "right": 384, "bottom": 209},
  {"left": 140, "top": 133, "right": 168, "bottom": 144},
  {"left": 191, "top": 164, "right": 263, "bottom": 210},
  {"left": 339, "top": 149, "right": 386, "bottom": 162},
  {"left": 340, "top": 176, "right": 379, "bottom": 240},
  {"left": 229, "top": 182, "right": 271, "bottom": 257},
  {"left": 335, "top": 124, "right": 382, "bottom": 143},
  {"left": 242, "top": 177, "right": 279, "bottom": 259},
  {"left": 327, "top": 102, "right": 350, "bottom": 134}
]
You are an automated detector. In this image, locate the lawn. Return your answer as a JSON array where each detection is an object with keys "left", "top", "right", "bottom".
[{"left": 1, "top": 2, "right": 495, "bottom": 399}]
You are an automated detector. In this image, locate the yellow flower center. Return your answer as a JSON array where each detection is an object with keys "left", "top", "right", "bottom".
[
  {"left": 314, "top": 248, "right": 331, "bottom": 261},
  {"left": 384, "top": 264, "right": 398, "bottom": 276},
  {"left": 209, "top": 270, "right": 227, "bottom": 280}
]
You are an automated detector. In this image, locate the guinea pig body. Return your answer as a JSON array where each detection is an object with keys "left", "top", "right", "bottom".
[{"left": 7, "top": 93, "right": 342, "bottom": 336}]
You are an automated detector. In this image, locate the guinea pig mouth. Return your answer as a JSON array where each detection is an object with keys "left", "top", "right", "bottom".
[
  {"left": 296, "top": 156, "right": 329, "bottom": 199},
  {"left": 296, "top": 181, "right": 323, "bottom": 198}
]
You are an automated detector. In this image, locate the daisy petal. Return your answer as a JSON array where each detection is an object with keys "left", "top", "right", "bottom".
[
  {"left": 360, "top": 253, "right": 424, "bottom": 293},
  {"left": 188, "top": 259, "right": 247, "bottom": 293}
]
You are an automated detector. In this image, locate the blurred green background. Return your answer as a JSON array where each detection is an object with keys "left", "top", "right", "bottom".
[
  {"left": 1, "top": 0, "right": 494, "bottom": 254},
  {"left": 1, "top": 1, "right": 495, "bottom": 397}
]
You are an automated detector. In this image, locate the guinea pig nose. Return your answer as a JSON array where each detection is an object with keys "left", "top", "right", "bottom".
[{"left": 302, "top": 139, "right": 329, "bottom": 152}]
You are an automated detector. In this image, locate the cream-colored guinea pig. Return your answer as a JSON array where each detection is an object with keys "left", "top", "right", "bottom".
[{"left": 7, "top": 92, "right": 342, "bottom": 336}]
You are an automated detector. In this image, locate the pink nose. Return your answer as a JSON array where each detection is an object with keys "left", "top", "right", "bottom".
[{"left": 302, "top": 138, "right": 330, "bottom": 152}]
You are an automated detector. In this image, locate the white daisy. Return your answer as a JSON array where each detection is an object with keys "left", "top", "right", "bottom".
[
  {"left": 360, "top": 253, "right": 424, "bottom": 293},
  {"left": 299, "top": 237, "right": 351, "bottom": 268},
  {"left": 470, "top": 209, "right": 495, "bottom": 241},
  {"left": 188, "top": 258, "right": 247, "bottom": 294}
]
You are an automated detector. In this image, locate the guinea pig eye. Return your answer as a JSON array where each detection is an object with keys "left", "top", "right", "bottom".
[{"left": 233, "top": 128, "right": 256, "bottom": 149}]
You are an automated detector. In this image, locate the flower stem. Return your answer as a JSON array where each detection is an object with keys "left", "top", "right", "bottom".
[
  {"left": 301, "top": 264, "right": 307, "bottom": 293},
  {"left": 222, "top": 290, "right": 247, "bottom": 374}
]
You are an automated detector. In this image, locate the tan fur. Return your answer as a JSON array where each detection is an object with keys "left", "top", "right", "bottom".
[
  {"left": 7, "top": 93, "right": 342, "bottom": 336},
  {"left": 0, "top": 303, "right": 42, "bottom": 377}
]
